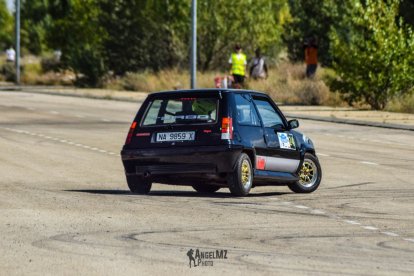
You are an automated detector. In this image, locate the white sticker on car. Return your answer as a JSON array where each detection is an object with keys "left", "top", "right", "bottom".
[{"left": 277, "top": 133, "right": 296, "bottom": 150}]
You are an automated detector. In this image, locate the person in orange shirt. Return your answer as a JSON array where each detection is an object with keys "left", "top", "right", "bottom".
[{"left": 304, "top": 37, "right": 318, "bottom": 78}]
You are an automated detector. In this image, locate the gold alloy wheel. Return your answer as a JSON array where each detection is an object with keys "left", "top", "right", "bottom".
[
  {"left": 241, "top": 160, "right": 251, "bottom": 187},
  {"left": 299, "top": 159, "right": 318, "bottom": 188}
]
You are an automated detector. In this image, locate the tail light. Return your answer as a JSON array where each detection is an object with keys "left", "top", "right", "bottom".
[
  {"left": 221, "top": 117, "right": 233, "bottom": 140},
  {"left": 125, "top": 122, "right": 137, "bottom": 144}
]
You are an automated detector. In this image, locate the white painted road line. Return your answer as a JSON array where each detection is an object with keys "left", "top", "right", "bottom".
[
  {"left": 76, "top": 115, "right": 85, "bottom": 118},
  {"left": 321, "top": 133, "right": 414, "bottom": 148},
  {"left": 3, "top": 126, "right": 414, "bottom": 246},
  {"left": 294, "top": 205, "right": 309, "bottom": 209},
  {"left": 362, "top": 226, "right": 378, "bottom": 231},
  {"left": 1, "top": 127, "right": 119, "bottom": 159},
  {"left": 360, "top": 161, "right": 379, "bottom": 166},
  {"left": 50, "top": 111, "right": 59, "bottom": 115},
  {"left": 311, "top": 210, "right": 326, "bottom": 215},
  {"left": 344, "top": 220, "right": 360, "bottom": 225},
  {"left": 101, "top": 119, "right": 111, "bottom": 122},
  {"left": 382, "top": 232, "right": 399, "bottom": 237},
  {"left": 318, "top": 153, "right": 330, "bottom": 157}
]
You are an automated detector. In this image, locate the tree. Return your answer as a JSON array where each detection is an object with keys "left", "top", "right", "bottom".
[
  {"left": 21, "top": 0, "right": 51, "bottom": 55},
  {"left": 283, "top": 0, "right": 347, "bottom": 66},
  {"left": 198, "top": 0, "right": 288, "bottom": 70},
  {"left": 98, "top": 0, "right": 189, "bottom": 75},
  {"left": 0, "top": 0, "right": 13, "bottom": 50},
  {"left": 42, "top": 0, "right": 290, "bottom": 85},
  {"left": 46, "top": 0, "right": 106, "bottom": 86},
  {"left": 399, "top": 0, "right": 414, "bottom": 28},
  {"left": 330, "top": 0, "right": 414, "bottom": 110}
]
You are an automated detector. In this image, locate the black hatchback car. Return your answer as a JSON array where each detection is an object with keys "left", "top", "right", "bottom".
[{"left": 121, "top": 89, "right": 322, "bottom": 196}]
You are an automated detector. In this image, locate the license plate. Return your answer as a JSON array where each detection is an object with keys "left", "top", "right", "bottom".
[{"left": 156, "top": 131, "right": 195, "bottom": 142}]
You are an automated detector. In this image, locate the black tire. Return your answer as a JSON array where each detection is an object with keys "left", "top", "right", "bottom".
[
  {"left": 126, "top": 175, "right": 152, "bottom": 194},
  {"left": 228, "top": 153, "right": 253, "bottom": 196},
  {"left": 192, "top": 184, "right": 221, "bottom": 194},
  {"left": 288, "top": 153, "right": 322, "bottom": 193}
]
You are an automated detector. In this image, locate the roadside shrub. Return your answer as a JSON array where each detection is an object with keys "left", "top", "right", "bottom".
[
  {"left": 41, "top": 57, "right": 62, "bottom": 73},
  {"left": 254, "top": 63, "right": 331, "bottom": 105},
  {"left": 280, "top": 62, "right": 307, "bottom": 80},
  {"left": 330, "top": 0, "right": 414, "bottom": 110},
  {"left": 104, "top": 62, "right": 334, "bottom": 106},
  {"left": 294, "top": 79, "right": 330, "bottom": 105},
  {"left": 121, "top": 72, "right": 151, "bottom": 91},
  {"left": 116, "top": 69, "right": 191, "bottom": 92},
  {"left": 71, "top": 47, "right": 106, "bottom": 87},
  {"left": 386, "top": 92, "right": 414, "bottom": 113},
  {"left": 1, "top": 62, "right": 16, "bottom": 82}
]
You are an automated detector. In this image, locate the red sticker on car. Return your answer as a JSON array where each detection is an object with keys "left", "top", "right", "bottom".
[{"left": 256, "top": 157, "right": 266, "bottom": 170}]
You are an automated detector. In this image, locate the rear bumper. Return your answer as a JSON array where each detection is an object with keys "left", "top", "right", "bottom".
[{"left": 121, "top": 145, "right": 242, "bottom": 176}]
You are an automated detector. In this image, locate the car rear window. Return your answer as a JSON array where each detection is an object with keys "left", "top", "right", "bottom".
[{"left": 142, "top": 97, "right": 218, "bottom": 126}]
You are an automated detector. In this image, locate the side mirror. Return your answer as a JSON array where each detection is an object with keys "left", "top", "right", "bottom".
[{"left": 288, "top": 119, "right": 299, "bottom": 129}]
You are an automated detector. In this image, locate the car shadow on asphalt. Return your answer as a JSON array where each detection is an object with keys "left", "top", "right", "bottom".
[
  {"left": 65, "top": 189, "right": 131, "bottom": 195},
  {"left": 65, "top": 189, "right": 289, "bottom": 198}
]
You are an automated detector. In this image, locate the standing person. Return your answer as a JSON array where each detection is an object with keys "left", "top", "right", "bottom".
[
  {"left": 249, "top": 48, "right": 268, "bottom": 80},
  {"left": 229, "top": 44, "right": 247, "bottom": 88},
  {"left": 187, "top": 249, "right": 197, "bottom": 268},
  {"left": 304, "top": 37, "right": 318, "bottom": 78},
  {"left": 6, "top": 46, "right": 15, "bottom": 63}
]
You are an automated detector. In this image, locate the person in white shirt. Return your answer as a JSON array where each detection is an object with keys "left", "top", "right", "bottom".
[
  {"left": 249, "top": 48, "right": 268, "bottom": 80},
  {"left": 6, "top": 46, "right": 15, "bottom": 62}
]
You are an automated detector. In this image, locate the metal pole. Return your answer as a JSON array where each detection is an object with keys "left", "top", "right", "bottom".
[
  {"left": 15, "top": 0, "right": 20, "bottom": 85},
  {"left": 190, "top": 0, "right": 197, "bottom": 89}
]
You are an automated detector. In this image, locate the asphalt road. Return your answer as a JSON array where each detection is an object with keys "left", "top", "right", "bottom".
[{"left": 0, "top": 91, "right": 413, "bottom": 275}]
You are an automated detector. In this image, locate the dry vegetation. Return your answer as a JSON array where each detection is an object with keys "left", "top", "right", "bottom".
[
  {"left": 105, "top": 62, "right": 342, "bottom": 106},
  {"left": 385, "top": 94, "right": 414, "bottom": 113},
  {"left": 1, "top": 57, "right": 413, "bottom": 112},
  {"left": 0, "top": 55, "right": 75, "bottom": 86}
]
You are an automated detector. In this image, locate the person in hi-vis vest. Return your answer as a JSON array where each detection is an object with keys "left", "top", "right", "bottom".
[{"left": 229, "top": 44, "right": 247, "bottom": 88}]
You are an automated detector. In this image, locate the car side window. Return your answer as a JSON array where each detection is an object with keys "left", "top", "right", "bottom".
[
  {"left": 235, "top": 94, "right": 260, "bottom": 126},
  {"left": 253, "top": 98, "right": 284, "bottom": 128}
]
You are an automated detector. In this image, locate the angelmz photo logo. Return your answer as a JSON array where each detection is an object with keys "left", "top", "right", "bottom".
[{"left": 186, "top": 248, "right": 228, "bottom": 268}]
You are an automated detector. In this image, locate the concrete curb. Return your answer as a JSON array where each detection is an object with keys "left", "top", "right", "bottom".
[{"left": 286, "top": 113, "right": 414, "bottom": 132}]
